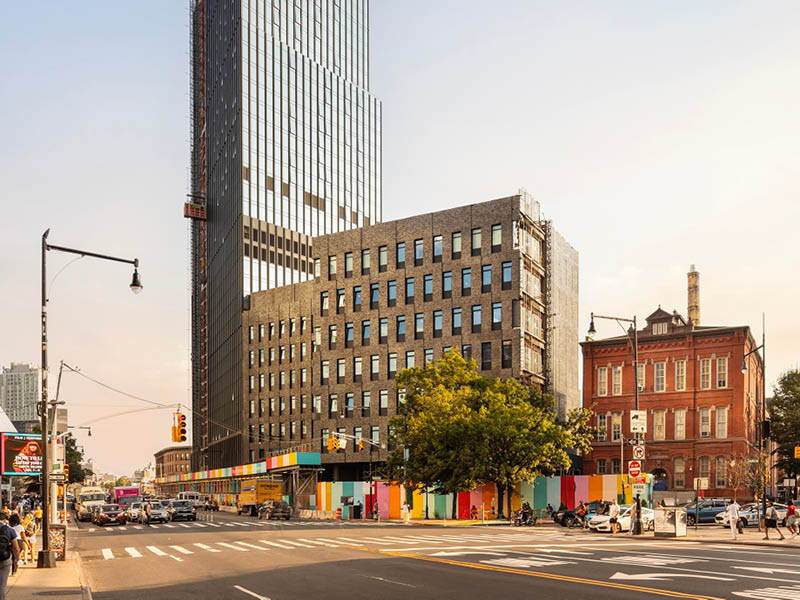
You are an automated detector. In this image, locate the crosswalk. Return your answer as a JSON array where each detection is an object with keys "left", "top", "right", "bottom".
[
  {"left": 89, "top": 531, "right": 597, "bottom": 562},
  {"left": 84, "top": 519, "right": 392, "bottom": 533}
]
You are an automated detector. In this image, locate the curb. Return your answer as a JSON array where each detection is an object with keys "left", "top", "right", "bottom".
[{"left": 74, "top": 553, "right": 93, "bottom": 600}]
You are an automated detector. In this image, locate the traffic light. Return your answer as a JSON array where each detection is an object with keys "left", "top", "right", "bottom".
[
  {"left": 327, "top": 436, "right": 340, "bottom": 451},
  {"left": 176, "top": 413, "right": 187, "bottom": 442},
  {"left": 358, "top": 439, "right": 364, "bottom": 452},
  {"left": 64, "top": 464, "right": 70, "bottom": 482}
]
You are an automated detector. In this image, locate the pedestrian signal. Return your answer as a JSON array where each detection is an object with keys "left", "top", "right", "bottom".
[{"left": 173, "top": 412, "right": 188, "bottom": 442}]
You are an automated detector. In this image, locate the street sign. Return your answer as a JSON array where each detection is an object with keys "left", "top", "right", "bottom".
[
  {"left": 693, "top": 477, "right": 709, "bottom": 490},
  {"left": 52, "top": 462, "right": 64, "bottom": 474},
  {"left": 795, "top": 446, "right": 800, "bottom": 459},
  {"left": 632, "top": 483, "right": 647, "bottom": 498},
  {"left": 628, "top": 460, "right": 642, "bottom": 478},
  {"left": 632, "top": 445, "right": 645, "bottom": 460},
  {"left": 49, "top": 473, "right": 66, "bottom": 482},
  {"left": 629, "top": 410, "right": 647, "bottom": 433}
]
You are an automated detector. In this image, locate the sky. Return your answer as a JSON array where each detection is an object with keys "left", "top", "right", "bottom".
[{"left": 1, "top": 1, "right": 798, "bottom": 476}]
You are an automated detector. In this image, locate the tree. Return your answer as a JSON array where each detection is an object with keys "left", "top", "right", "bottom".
[
  {"left": 115, "top": 476, "right": 132, "bottom": 487},
  {"left": 768, "top": 370, "right": 800, "bottom": 477},
  {"left": 63, "top": 433, "right": 89, "bottom": 484}
]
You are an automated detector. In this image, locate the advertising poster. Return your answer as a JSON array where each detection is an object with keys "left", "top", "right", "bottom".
[{"left": 2, "top": 433, "right": 44, "bottom": 476}]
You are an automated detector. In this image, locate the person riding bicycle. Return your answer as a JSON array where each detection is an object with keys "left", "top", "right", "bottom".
[{"left": 576, "top": 501, "right": 588, "bottom": 529}]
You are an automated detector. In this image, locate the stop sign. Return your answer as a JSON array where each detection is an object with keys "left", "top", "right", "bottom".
[{"left": 628, "top": 460, "right": 642, "bottom": 478}]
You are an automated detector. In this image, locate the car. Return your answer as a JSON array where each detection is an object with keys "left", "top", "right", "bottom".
[
  {"left": 148, "top": 501, "right": 169, "bottom": 523},
  {"left": 126, "top": 502, "right": 143, "bottom": 522},
  {"left": 682, "top": 498, "right": 731, "bottom": 525},
  {"left": 203, "top": 499, "right": 220, "bottom": 511},
  {"left": 258, "top": 500, "right": 291, "bottom": 520},
  {"left": 167, "top": 500, "right": 197, "bottom": 521},
  {"left": 556, "top": 501, "right": 608, "bottom": 527},
  {"left": 588, "top": 505, "right": 654, "bottom": 533},
  {"left": 92, "top": 504, "right": 127, "bottom": 527},
  {"left": 715, "top": 503, "right": 788, "bottom": 527}
]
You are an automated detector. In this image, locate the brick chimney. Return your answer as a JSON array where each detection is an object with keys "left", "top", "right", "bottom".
[{"left": 687, "top": 265, "right": 700, "bottom": 326}]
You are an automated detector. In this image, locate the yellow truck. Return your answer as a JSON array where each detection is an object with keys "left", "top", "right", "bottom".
[{"left": 237, "top": 479, "right": 282, "bottom": 516}]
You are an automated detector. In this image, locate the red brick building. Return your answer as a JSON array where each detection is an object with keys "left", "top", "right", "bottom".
[{"left": 581, "top": 303, "right": 764, "bottom": 500}]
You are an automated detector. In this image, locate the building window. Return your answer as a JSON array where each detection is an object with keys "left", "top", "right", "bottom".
[
  {"left": 481, "top": 342, "right": 491, "bottom": 370},
  {"left": 344, "top": 393, "right": 354, "bottom": 418},
  {"left": 502, "top": 261, "right": 512, "bottom": 290},
  {"left": 716, "top": 406, "right": 728, "bottom": 439},
  {"left": 461, "top": 268, "right": 471, "bottom": 295},
  {"left": 336, "top": 288, "right": 345, "bottom": 313},
  {"left": 370, "top": 426, "right": 379, "bottom": 445},
  {"left": 442, "top": 271, "right": 452, "bottom": 298},
  {"left": 675, "top": 360, "right": 686, "bottom": 391},
  {"left": 491, "top": 223, "right": 502, "bottom": 251},
  {"left": 396, "top": 242, "right": 405, "bottom": 268},
  {"left": 328, "top": 394, "right": 338, "bottom": 418},
  {"left": 471, "top": 228, "right": 482, "bottom": 255},
  {"left": 379, "top": 390, "right": 389, "bottom": 416},
  {"left": 414, "top": 239, "right": 423, "bottom": 265},
  {"left": 396, "top": 315, "right": 406, "bottom": 341},
  {"left": 611, "top": 366, "right": 622, "bottom": 395},
  {"left": 313, "top": 258, "right": 320, "bottom": 278},
  {"left": 653, "top": 322, "right": 668, "bottom": 335},
  {"left": 451, "top": 231, "right": 462, "bottom": 259},
  {"left": 699, "top": 407, "right": 711, "bottom": 437},
  {"left": 387, "top": 280, "right": 397, "bottom": 306},
  {"left": 424, "top": 274, "right": 433, "bottom": 301},
  {"left": 378, "top": 318, "right": 388, "bottom": 343},
  {"left": 492, "top": 302, "right": 502, "bottom": 330},
  {"left": 502, "top": 340, "right": 512, "bottom": 369},
  {"left": 378, "top": 245, "right": 387, "bottom": 272},
  {"left": 471, "top": 304, "right": 482, "bottom": 333},
  {"left": 345, "top": 322, "right": 354, "bottom": 347},
  {"left": 637, "top": 363, "right": 645, "bottom": 392},
  {"left": 597, "top": 459, "right": 606, "bottom": 475},
  {"left": 370, "top": 283, "right": 379, "bottom": 308},
  {"left": 481, "top": 264, "right": 492, "bottom": 292},
  {"left": 370, "top": 355, "right": 380, "bottom": 380},
  {"left": 353, "top": 356, "right": 362, "bottom": 382},
  {"left": 313, "top": 395, "right": 321, "bottom": 414},
  {"left": 716, "top": 357, "right": 728, "bottom": 388},
  {"left": 597, "top": 367, "right": 608, "bottom": 396},
  {"left": 248, "top": 375, "right": 254, "bottom": 392},
  {"left": 433, "top": 310, "right": 443, "bottom": 337},
  {"left": 674, "top": 408, "right": 686, "bottom": 440},
  {"left": 328, "top": 325, "right": 337, "bottom": 348},
  {"left": 362, "top": 320, "right": 371, "bottom": 344},
  {"left": 353, "top": 286, "right": 362, "bottom": 312},
  {"left": 674, "top": 458, "right": 685, "bottom": 488},
  {"left": 405, "top": 277, "right": 415, "bottom": 304},
  {"left": 433, "top": 235, "right": 443, "bottom": 262},
  {"left": 611, "top": 413, "right": 622, "bottom": 442},
  {"left": 344, "top": 252, "right": 353, "bottom": 277},
  {"left": 700, "top": 358, "right": 711, "bottom": 389},
  {"left": 597, "top": 414, "right": 607, "bottom": 442},
  {"left": 698, "top": 456, "right": 710, "bottom": 480},
  {"left": 415, "top": 313, "right": 424, "bottom": 339},
  {"left": 354, "top": 426, "right": 362, "bottom": 449},
  {"left": 424, "top": 348, "right": 434, "bottom": 365},
  {"left": 361, "top": 248, "right": 371, "bottom": 274},
  {"left": 654, "top": 362, "right": 666, "bottom": 392},
  {"left": 337, "top": 358, "right": 345, "bottom": 383},
  {"left": 248, "top": 326, "right": 254, "bottom": 343},
  {"left": 654, "top": 410, "right": 665, "bottom": 441},
  {"left": 328, "top": 255, "right": 337, "bottom": 278},
  {"left": 715, "top": 456, "right": 727, "bottom": 488},
  {"left": 611, "top": 459, "right": 621, "bottom": 474},
  {"left": 321, "top": 429, "right": 329, "bottom": 453},
  {"left": 406, "top": 350, "right": 415, "bottom": 369},
  {"left": 362, "top": 391, "right": 371, "bottom": 416},
  {"left": 461, "top": 344, "right": 472, "bottom": 362},
  {"left": 388, "top": 353, "right": 397, "bottom": 378}
]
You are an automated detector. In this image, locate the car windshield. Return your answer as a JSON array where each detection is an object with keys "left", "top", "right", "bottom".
[
  {"left": 81, "top": 493, "right": 105, "bottom": 502},
  {"left": 102, "top": 505, "right": 119, "bottom": 512},
  {"left": 173, "top": 501, "right": 191, "bottom": 507},
  {"left": 131, "top": 503, "right": 141, "bottom": 509}
]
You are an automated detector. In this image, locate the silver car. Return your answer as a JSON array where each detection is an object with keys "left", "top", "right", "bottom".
[
  {"left": 126, "top": 502, "right": 142, "bottom": 522},
  {"left": 148, "top": 501, "right": 169, "bottom": 523}
]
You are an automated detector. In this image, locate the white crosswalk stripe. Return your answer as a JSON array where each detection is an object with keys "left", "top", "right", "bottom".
[
  {"left": 217, "top": 542, "right": 248, "bottom": 551},
  {"left": 297, "top": 538, "right": 341, "bottom": 547},
  {"left": 169, "top": 545, "right": 193, "bottom": 555},
  {"left": 260, "top": 540, "right": 293, "bottom": 549},
  {"left": 278, "top": 539, "right": 314, "bottom": 548},
  {"left": 194, "top": 543, "right": 220, "bottom": 553},
  {"left": 235, "top": 541, "right": 270, "bottom": 550},
  {"left": 102, "top": 548, "right": 114, "bottom": 560},
  {"left": 125, "top": 547, "right": 142, "bottom": 558},
  {"left": 119, "top": 527, "right": 127, "bottom": 531},
  {"left": 147, "top": 546, "right": 167, "bottom": 556},
  {"left": 133, "top": 526, "right": 143, "bottom": 530},
  {"left": 163, "top": 524, "right": 175, "bottom": 528},
  {"left": 178, "top": 523, "right": 191, "bottom": 528}
]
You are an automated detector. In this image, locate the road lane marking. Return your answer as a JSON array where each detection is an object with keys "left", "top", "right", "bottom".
[
  {"left": 192, "top": 522, "right": 208, "bottom": 527},
  {"left": 259, "top": 540, "right": 293, "bottom": 549},
  {"left": 610, "top": 572, "right": 734, "bottom": 581},
  {"left": 164, "top": 524, "right": 175, "bottom": 528},
  {"left": 169, "top": 555, "right": 183, "bottom": 562},
  {"left": 205, "top": 522, "right": 221, "bottom": 527},
  {"left": 150, "top": 525, "right": 160, "bottom": 529},
  {"left": 133, "top": 526, "right": 143, "bottom": 530},
  {"left": 216, "top": 542, "right": 248, "bottom": 551},
  {"left": 101, "top": 549, "right": 114, "bottom": 560},
  {"left": 169, "top": 545, "right": 193, "bottom": 554},
  {"left": 732, "top": 584, "right": 800, "bottom": 599},
  {"left": 194, "top": 543, "right": 221, "bottom": 553},
  {"left": 224, "top": 523, "right": 237, "bottom": 527},
  {"left": 178, "top": 523, "right": 191, "bottom": 528},
  {"left": 358, "top": 575, "right": 417, "bottom": 588},
  {"left": 119, "top": 527, "right": 127, "bottom": 531},
  {"left": 278, "top": 539, "right": 314, "bottom": 547},
  {"left": 358, "top": 537, "right": 395, "bottom": 545},
  {"left": 235, "top": 542, "right": 270, "bottom": 550},
  {"left": 233, "top": 585, "right": 271, "bottom": 600},
  {"left": 146, "top": 546, "right": 167, "bottom": 556},
  {"left": 88, "top": 528, "right": 95, "bottom": 532},
  {"left": 297, "top": 538, "right": 341, "bottom": 547},
  {"left": 125, "top": 547, "right": 142, "bottom": 558}
]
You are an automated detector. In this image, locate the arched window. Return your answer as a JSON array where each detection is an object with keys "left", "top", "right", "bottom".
[
  {"left": 698, "top": 456, "right": 710, "bottom": 480},
  {"left": 715, "top": 456, "right": 727, "bottom": 488},
  {"left": 674, "top": 458, "right": 685, "bottom": 488}
]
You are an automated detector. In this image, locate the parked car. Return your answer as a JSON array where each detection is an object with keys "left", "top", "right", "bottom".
[
  {"left": 167, "top": 500, "right": 197, "bottom": 522},
  {"left": 92, "top": 504, "right": 127, "bottom": 527},
  {"left": 715, "top": 503, "right": 787, "bottom": 528},
  {"left": 556, "top": 501, "right": 607, "bottom": 527},
  {"left": 682, "top": 498, "right": 730, "bottom": 525},
  {"left": 258, "top": 500, "right": 291, "bottom": 520},
  {"left": 588, "top": 505, "right": 654, "bottom": 533}
]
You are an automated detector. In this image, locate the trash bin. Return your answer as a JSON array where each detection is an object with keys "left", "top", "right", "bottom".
[
  {"left": 654, "top": 507, "right": 687, "bottom": 538},
  {"left": 48, "top": 523, "right": 67, "bottom": 561}
]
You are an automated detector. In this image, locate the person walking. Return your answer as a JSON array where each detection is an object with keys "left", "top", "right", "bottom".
[
  {"left": 7, "top": 515, "right": 25, "bottom": 574},
  {"left": 0, "top": 515, "right": 21, "bottom": 598},
  {"left": 33, "top": 505, "right": 42, "bottom": 529},
  {"left": 143, "top": 500, "right": 152, "bottom": 528},
  {"left": 401, "top": 501, "right": 410, "bottom": 524},
  {"left": 786, "top": 502, "right": 797, "bottom": 537},
  {"left": 21, "top": 514, "right": 35, "bottom": 564},
  {"left": 726, "top": 499, "right": 741, "bottom": 540},
  {"left": 608, "top": 499, "right": 620, "bottom": 535},
  {"left": 763, "top": 501, "right": 786, "bottom": 540},
  {"left": 576, "top": 501, "right": 588, "bottom": 529}
]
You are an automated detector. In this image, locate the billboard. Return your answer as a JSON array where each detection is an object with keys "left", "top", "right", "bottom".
[{"left": 2, "top": 433, "right": 44, "bottom": 476}]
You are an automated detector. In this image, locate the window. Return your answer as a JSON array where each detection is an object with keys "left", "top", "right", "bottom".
[
  {"left": 345, "top": 322, "right": 354, "bottom": 347},
  {"left": 345, "top": 393, "right": 354, "bottom": 417},
  {"left": 637, "top": 363, "right": 645, "bottom": 392},
  {"left": 612, "top": 366, "right": 622, "bottom": 395},
  {"left": 423, "top": 274, "right": 433, "bottom": 301},
  {"left": 433, "top": 235, "right": 443, "bottom": 261},
  {"left": 716, "top": 406, "right": 728, "bottom": 438},
  {"left": 674, "top": 458, "right": 685, "bottom": 488},
  {"left": 699, "top": 407, "right": 711, "bottom": 437},
  {"left": 414, "top": 239, "right": 423, "bottom": 265},
  {"left": 481, "top": 264, "right": 492, "bottom": 292},
  {"left": 258, "top": 373, "right": 265, "bottom": 391},
  {"left": 481, "top": 342, "right": 491, "bottom": 370},
  {"left": 492, "top": 302, "right": 502, "bottom": 330},
  {"left": 354, "top": 356, "right": 362, "bottom": 381},
  {"left": 370, "top": 426, "right": 379, "bottom": 444},
  {"left": 354, "top": 426, "right": 362, "bottom": 449},
  {"left": 415, "top": 312, "right": 424, "bottom": 339},
  {"left": 461, "top": 344, "right": 472, "bottom": 361},
  {"left": 611, "top": 459, "right": 621, "bottom": 474},
  {"left": 361, "top": 248, "right": 371, "bottom": 274},
  {"left": 248, "top": 326, "right": 254, "bottom": 343},
  {"left": 387, "top": 280, "right": 397, "bottom": 306},
  {"left": 379, "top": 318, "right": 388, "bottom": 342},
  {"left": 654, "top": 410, "right": 665, "bottom": 440},
  {"left": 370, "top": 354, "right": 380, "bottom": 379},
  {"left": 301, "top": 368, "right": 307, "bottom": 385},
  {"left": 344, "top": 251, "right": 353, "bottom": 276},
  {"left": 353, "top": 286, "right": 362, "bottom": 311},
  {"left": 674, "top": 408, "right": 686, "bottom": 440},
  {"left": 597, "top": 459, "right": 607, "bottom": 474},
  {"left": 442, "top": 271, "right": 452, "bottom": 298},
  {"left": 248, "top": 375, "right": 255, "bottom": 392},
  {"left": 406, "top": 350, "right": 415, "bottom": 368},
  {"left": 378, "top": 245, "right": 387, "bottom": 272},
  {"left": 361, "top": 391, "right": 371, "bottom": 416},
  {"left": 675, "top": 360, "right": 686, "bottom": 391},
  {"left": 472, "top": 304, "right": 482, "bottom": 333},
  {"left": 337, "top": 358, "right": 345, "bottom": 383},
  {"left": 502, "top": 340, "right": 512, "bottom": 369},
  {"left": 597, "top": 367, "right": 608, "bottom": 396},
  {"left": 405, "top": 277, "right": 415, "bottom": 303},
  {"left": 452, "top": 231, "right": 462, "bottom": 258},
  {"left": 397, "top": 388, "right": 406, "bottom": 412},
  {"left": 314, "top": 327, "right": 321, "bottom": 350},
  {"left": 396, "top": 242, "right": 406, "bottom": 267},
  {"left": 716, "top": 357, "right": 728, "bottom": 388},
  {"left": 597, "top": 414, "right": 607, "bottom": 442},
  {"left": 491, "top": 223, "right": 502, "bottom": 251},
  {"left": 329, "top": 394, "right": 338, "bottom": 418},
  {"left": 249, "top": 350, "right": 254, "bottom": 368},
  {"left": 370, "top": 283, "right": 379, "bottom": 308},
  {"left": 452, "top": 307, "right": 462, "bottom": 334},
  {"left": 328, "top": 255, "right": 337, "bottom": 277},
  {"left": 388, "top": 353, "right": 397, "bottom": 377},
  {"left": 313, "top": 395, "right": 321, "bottom": 414},
  {"left": 337, "top": 288, "right": 345, "bottom": 312},
  {"left": 424, "top": 348, "right": 434, "bottom": 365},
  {"left": 654, "top": 362, "right": 666, "bottom": 392},
  {"left": 700, "top": 358, "right": 711, "bottom": 389},
  {"left": 379, "top": 390, "right": 389, "bottom": 415},
  {"left": 433, "top": 310, "right": 443, "bottom": 337},
  {"left": 698, "top": 456, "right": 710, "bottom": 480},
  {"left": 328, "top": 324, "right": 337, "bottom": 348},
  {"left": 313, "top": 258, "right": 320, "bottom": 278},
  {"left": 471, "top": 228, "right": 482, "bottom": 255},
  {"left": 611, "top": 413, "right": 622, "bottom": 442},
  {"left": 715, "top": 456, "right": 727, "bottom": 488},
  {"left": 321, "top": 428, "right": 329, "bottom": 452},
  {"left": 652, "top": 321, "right": 668, "bottom": 335},
  {"left": 320, "top": 291, "right": 329, "bottom": 313},
  {"left": 396, "top": 315, "right": 406, "bottom": 340},
  {"left": 502, "top": 261, "right": 512, "bottom": 289},
  {"left": 362, "top": 320, "right": 371, "bottom": 344},
  {"left": 461, "top": 268, "right": 471, "bottom": 295}
]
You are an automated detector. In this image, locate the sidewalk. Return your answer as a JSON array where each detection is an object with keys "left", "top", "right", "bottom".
[{"left": 6, "top": 552, "right": 88, "bottom": 600}]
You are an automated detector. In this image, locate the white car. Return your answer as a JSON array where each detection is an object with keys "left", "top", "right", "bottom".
[
  {"left": 126, "top": 502, "right": 142, "bottom": 522},
  {"left": 589, "top": 505, "right": 654, "bottom": 533}
]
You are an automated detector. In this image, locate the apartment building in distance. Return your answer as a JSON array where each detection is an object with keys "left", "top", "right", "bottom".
[
  {"left": 242, "top": 192, "right": 579, "bottom": 479},
  {"left": 154, "top": 446, "right": 192, "bottom": 479},
  {"left": 581, "top": 267, "right": 764, "bottom": 500},
  {"left": 0, "top": 363, "right": 39, "bottom": 431}
]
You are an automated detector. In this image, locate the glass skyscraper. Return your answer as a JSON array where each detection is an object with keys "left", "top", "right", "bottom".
[{"left": 189, "top": 0, "right": 382, "bottom": 468}]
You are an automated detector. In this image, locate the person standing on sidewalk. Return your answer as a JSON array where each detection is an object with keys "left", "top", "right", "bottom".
[
  {"left": 726, "top": 499, "right": 741, "bottom": 540},
  {"left": 764, "top": 501, "right": 786, "bottom": 540},
  {"left": 0, "top": 517, "right": 21, "bottom": 599},
  {"left": 608, "top": 499, "right": 620, "bottom": 535},
  {"left": 401, "top": 501, "right": 410, "bottom": 524}
]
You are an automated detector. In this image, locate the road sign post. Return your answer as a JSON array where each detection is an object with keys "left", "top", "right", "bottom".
[
  {"left": 632, "top": 445, "right": 645, "bottom": 460},
  {"left": 628, "top": 460, "right": 642, "bottom": 478}
]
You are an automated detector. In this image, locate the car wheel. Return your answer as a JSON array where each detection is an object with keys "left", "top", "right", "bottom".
[
  {"left": 687, "top": 515, "right": 696, "bottom": 526},
  {"left": 613, "top": 522, "right": 622, "bottom": 534},
  {"left": 564, "top": 515, "right": 575, "bottom": 528}
]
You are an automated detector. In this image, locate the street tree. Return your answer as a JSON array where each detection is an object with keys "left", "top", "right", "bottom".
[
  {"left": 63, "top": 433, "right": 89, "bottom": 484},
  {"left": 768, "top": 369, "right": 800, "bottom": 477}
]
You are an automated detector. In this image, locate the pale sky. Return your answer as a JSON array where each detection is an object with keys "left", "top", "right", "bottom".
[{"left": 1, "top": 1, "right": 798, "bottom": 476}]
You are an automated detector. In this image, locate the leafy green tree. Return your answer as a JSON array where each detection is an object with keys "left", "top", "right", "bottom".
[
  {"left": 769, "top": 370, "right": 800, "bottom": 476},
  {"left": 115, "top": 476, "right": 132, "bottom": 487},
  {"left": 63, "top": 433, "right": 89, "bottom": 484}
]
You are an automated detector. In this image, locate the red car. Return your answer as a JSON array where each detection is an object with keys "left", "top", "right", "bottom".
[{"left": 92, "top": 504, "right": 127, "bottom": 527}]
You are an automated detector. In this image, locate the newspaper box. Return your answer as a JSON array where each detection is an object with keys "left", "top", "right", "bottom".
[
  {"left": 48, "top": 523, "right": 67, "bottom": 561},
  {"left": 654, "top": 507, "right": 687, "bottom": 538}
]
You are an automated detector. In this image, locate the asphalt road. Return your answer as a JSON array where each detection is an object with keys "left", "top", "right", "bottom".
[{"left": 72, "top": 511, "right": 800, "bottom": 600}]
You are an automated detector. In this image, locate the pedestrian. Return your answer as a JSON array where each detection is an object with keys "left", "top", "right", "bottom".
[
  {"left": 21, "top": 514, "right": 35, "bottom": 563},
  {"left": 726, "top": 499, "right": 741, "bottom": 540},
  {"left": 470, "top": 505, "right": 479, "bottom": 520},
  {"left": 7, "top": 515, "right": 25, "bottom": 574},
  {"left": 0, "top": 514, "right": 21, "bottom": 598},
  {"left": 33, "top": 505, "right": 42, "bottom": 529},
  {"left": 576, "top": 501, "right": 587, "bottom": 529},
  {"left": 763, "top": 501, "right": 786, "bottom": 540},
  {"left": 786, "top": 501, "right": 797, "bottom": 537},
  {"left": 401, "top": 501, "right": 410, "bottom": 524},
  {"left": 546, "top": 503, "right": 554, "bottom": 518},
  {"left": 608, "top": 499, "right": 620, "bottom": 535},
  {"left": 143, "top": 500, "right": 152, "bottom": 527}
]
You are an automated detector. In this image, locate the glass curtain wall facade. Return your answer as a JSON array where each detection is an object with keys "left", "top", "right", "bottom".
[{"left": 192, "top": 0, "right": 382, "bottom": 469}]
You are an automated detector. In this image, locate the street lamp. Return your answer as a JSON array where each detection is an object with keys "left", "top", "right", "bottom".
[
  {"left": 588, "top": 312, "right": 642, "bottom": 535},
  {"left": 741, "top": 319, "right": 766, "bottom": 527},
  {"left": 38, "top": 229, "right": 141, "bottom": 568}
]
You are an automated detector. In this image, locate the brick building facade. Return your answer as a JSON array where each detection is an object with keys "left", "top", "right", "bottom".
[
  {"left": 241, "top": 193, "right": 579, "bottom": 479},
  {"left": 581, "top": 306, "right": 764, "bottom": 500},
  {"left": 154, "top": 446, "right": 192, "bottom": 479}
]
